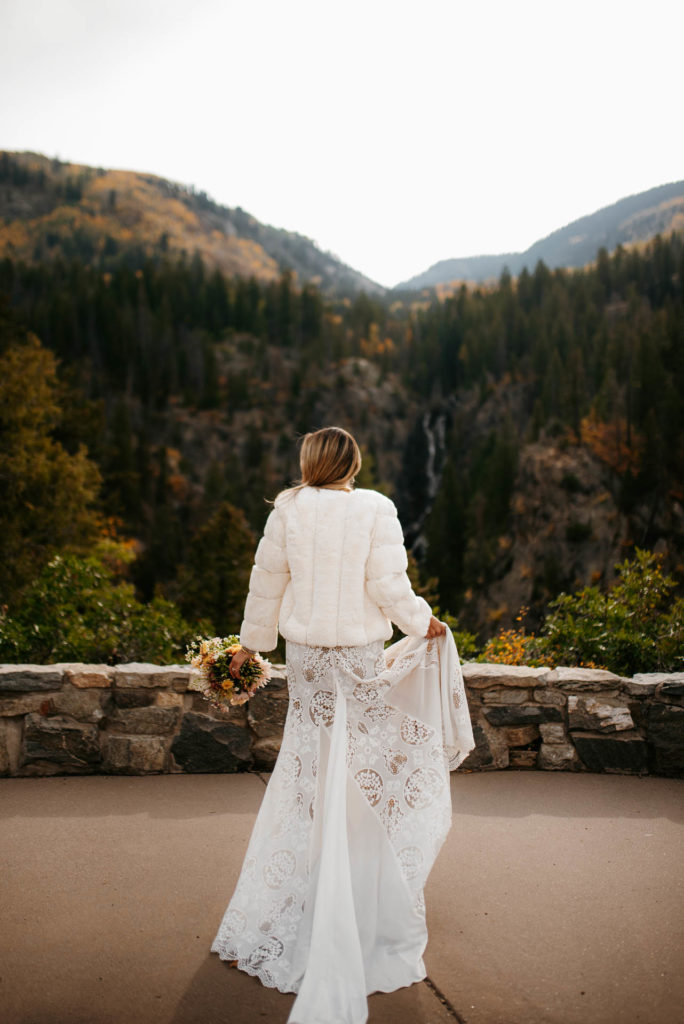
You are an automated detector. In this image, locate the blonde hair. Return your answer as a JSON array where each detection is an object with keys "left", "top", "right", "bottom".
[{"left": 271, "top": 426, "right": 362, "bottom": 504}]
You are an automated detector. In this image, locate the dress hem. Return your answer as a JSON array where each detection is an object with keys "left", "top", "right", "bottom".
[{"left": 209, "top": 946, "right": 427, "bottom": 998}]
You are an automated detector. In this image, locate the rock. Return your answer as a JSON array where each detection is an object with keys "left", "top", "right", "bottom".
[
  {"left": 503, "top": 725, "right": 539, "bottom": 747},
  {"left": 572, "top": 732, "right": 648, "bottom": 774},
  {"left": 114, "top": 664, "right": 194, "bottom": 690},
  {"left": 0, "top": 665, "right": 63, "bottom": 692},
  {"left": 20, "top": 713, "right": 101, "bottom": 770},
  {"left": 462, "top": 663, "right": 550, "bottom": 689},
  {"left": 481, "top": 688, "right": 530, "bottom": 705},
  {"left": 252, "top": 736, "right": 282, "bottom": 770},
  {"left": 40, "top": 686, "right": 109, "bottom": 724},
  {"left": 170, "top": 712, "right": 253, "bottom": 772},
  {"left": 483, "top": 705, "right": 562, "bottom": 727},
  {"left": 247, "top": 690, "right": 289, "bottom": 738},
  {"left": 106, "top": 706, "right": 181, "bottom": 735},
  {"left": 567, "top": 695, "right": 634, "bottom": 732},
  {"left": 655, "top": 676, "right": 684, "bottom": 706},
  {"left": 113, "top": 689, "right": 155, "bottom": 708},
  {"left": 102, "top": 734, "right": 168, "bottom": 774},
  {"left": 60, "top": 664, "right": 113, "bottom": 689},
  {"left": 533, "top": 688, "right": 566, "bottom": 706},
  {"left": 464, "top": 711, "right": 510, "bottom": 770},
  {"left": 619, "top": 674, "right": 661, "bottom": 698},
  {"left": 647, "top": 703, "right": 684, "bottom": 749},
  {"left": 189, "top": 692, "right": 248, "bottom": 726},
  {"left": 509, "top": 749, "right": 538, "bottom": 768},
  {"left": 155, "top": 691, "right": 185, "bottom": 708},
  {"left": 545, "top": 666, "right": 623, "bottom": 692},
  {"left": 538, "top": 743, "right": 577, "bottom": 770},
  {"left": 649, "top": 744, "right": 684, "bottom": 776},
  {"left": 0, "top": 693, "right": 56, "bottom": 716},
  {"left": 0, "top": 719, "right": 10, "bottom": 775},
  {"left": 539, "top": 723, "right": 568, "bottom": 744}
]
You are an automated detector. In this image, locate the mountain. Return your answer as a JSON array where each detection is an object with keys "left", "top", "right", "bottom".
[
  {"left": 397, "top": 180, "right": 684, "bottom": 289},
  {"left": 0, "top": 150, "right": 384, "bottom": 296}
]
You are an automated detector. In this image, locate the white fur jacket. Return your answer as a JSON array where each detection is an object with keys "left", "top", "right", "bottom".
[{"left": 239, "top": 486, "right": 433, "bottom": 652}]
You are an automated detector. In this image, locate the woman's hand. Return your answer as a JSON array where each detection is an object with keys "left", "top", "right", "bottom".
[
  {"left": 425, "top": 615, "right": 447, "bottom": 639},
  {"left": 229, "top": 648, "right": 252, "bottom": 678}
]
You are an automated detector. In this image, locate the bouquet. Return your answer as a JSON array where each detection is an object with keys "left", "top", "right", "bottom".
[{"left": 185, "top": 634, "right": 272, "bottom": 711}]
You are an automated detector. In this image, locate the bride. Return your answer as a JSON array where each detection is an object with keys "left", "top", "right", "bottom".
[{"left": 210, "top": 425, "right": 475, "bottom": 1024}]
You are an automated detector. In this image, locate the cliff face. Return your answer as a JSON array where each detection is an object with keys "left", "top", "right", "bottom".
[{"left": 139, "top": 340, "right": 681, "bottom": 641}]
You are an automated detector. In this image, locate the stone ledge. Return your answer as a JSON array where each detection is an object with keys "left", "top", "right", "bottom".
[{"left": 0, "top": 660, "right": 681, "bottom": 779}]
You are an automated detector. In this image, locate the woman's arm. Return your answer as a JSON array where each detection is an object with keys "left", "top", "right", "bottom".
[
  {"left": 238, "top": 506, "right": 290, "bottom": 654},
  {"left": 365, "top": 498, "right": 434, "bottom": 638}
]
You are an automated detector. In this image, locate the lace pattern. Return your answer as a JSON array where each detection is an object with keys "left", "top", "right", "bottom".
[{"left": 210, "top": 631, "right": 475, "bottom": 999}]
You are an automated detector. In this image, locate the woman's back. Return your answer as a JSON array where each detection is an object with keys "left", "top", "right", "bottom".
[{"left": 239, "top": 485, "right": 432, "bottom": 652}]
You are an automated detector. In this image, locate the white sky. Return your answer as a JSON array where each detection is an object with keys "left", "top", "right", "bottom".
[{"left": 1, "top": 0, "right": 682, "bottom": 288}]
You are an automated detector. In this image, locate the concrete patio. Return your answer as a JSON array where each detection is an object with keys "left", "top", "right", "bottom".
[{"left": 1, "top": 770, "right": 681, "bottom": 1024}]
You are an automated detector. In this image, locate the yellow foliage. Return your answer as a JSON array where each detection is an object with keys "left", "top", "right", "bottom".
[{"left": 580, "top": 409, "right": 643, "bottom": 474}]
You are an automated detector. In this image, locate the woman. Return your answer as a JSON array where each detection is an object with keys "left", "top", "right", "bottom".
[{"left": 210, "top": 426, "right": 475, "bottom": 1024}]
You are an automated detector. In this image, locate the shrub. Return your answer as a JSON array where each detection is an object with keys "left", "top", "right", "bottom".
[
  {"left": 0, "top": 540, "right": 205, "bottom": 664},
  {"left": 477, "top": 607, "right": 554, "bottom": 667},
  {"left": 530, "top": 547, "right": 684, "bottom": 675}
]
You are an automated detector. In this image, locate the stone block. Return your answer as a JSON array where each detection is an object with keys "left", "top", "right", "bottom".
[
  {"left": 170, "top": 712, "right": 253, "bottom": 772},
  {"left": 538, "top": 743, "right": 577, "bottom": 771},
  {"left": 655, "top": 675, "right": 684, "bottom": 706},
  {"left": 189, "top": 691, "right": 249, "bottom": 726},
  {"left": 503, "top": 725, "right": 539, "bottom": 747},
  {"left": 60, "top": 664, "right": 113, "bottom": 688},
  {"left": 113, "top": 689, "right": 155, "bottom": 708},
  {"left": 0, "top": 665, "right": 63, "bottom": 692},
  {"left": 0, "top": 719, "right": 10, "bottom": 775},
  {"left": 545, "top": 666, "right": 622, "bottom": 692},
  {"left": 464, "top": 710, "right": 510, "bottom": 770},
  {"left": 114, "top": 663, "right": 194, "bottom": 690},
  {"left": 247, "top": 689, "right": 289, "bottom": 738},
  {"left": 483, "top": 704, "right": 562, "bottom": 727},
  {"left": 252, "top": 736, "right": 282, "bottom": 771},
  {"left": 481, "top": 688, "right": 530, "bottom": 705},
  {"left": 568, "top": 694, "right": 634, "bottom": 732},
  {"left": 619, "top": 674, "right": 661, "bottom": 698},
  {"left": 650, "top": 744, "right": 684, "bottom": 776},
  {"left": 0, "top": 693, "right": 55, "bottom": 716},
  {"left": 509, "top": 749, "right": 538, "bottom": 768},
  {"left": 646, "top": 703, "right": 684, "bottom": 749},
  {"left": 533, "top": 688, "right": 566, "bottom": 706},
  {"left": 106, "top": 706, "right": 181, "bottom": 735},
  {"left": 20, "top": 713, "right": 101, "bottom": 770},
  {"left": 40, "top": 685, "right": 109, "bottom": 724},
  {"left": 102, "top": 734, "right": 168, "bottom": 773},
  {"left": 155, "top": 691, "right": 185, "bottom": 708},
  {"left": 572, "top": 731, "right": 648, "bottom": 774},
  {"left": 462, "top": 663, "right": 550, "bottom": 689},
  {"left": 539, "top": 723, "right": 568, "bottom": 744}
]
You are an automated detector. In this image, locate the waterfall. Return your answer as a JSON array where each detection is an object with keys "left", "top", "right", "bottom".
[{"left": 410, "top": 409, "right": 448, "bottom": 560}]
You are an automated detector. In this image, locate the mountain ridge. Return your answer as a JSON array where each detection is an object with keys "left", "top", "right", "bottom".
[
  {"left": 397, "top": 179, "right": 684, "bottom": 289},
  {"left": 0, "top": 150, "right": 385, "bottom": 296}
]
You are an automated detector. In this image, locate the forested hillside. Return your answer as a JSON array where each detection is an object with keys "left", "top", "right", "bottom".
[
  {"left": 0, "top": 151, "right": 382, "bottom": 295},
  {"left": 1, "top": 227, "right": 682, "bottom": 643}
]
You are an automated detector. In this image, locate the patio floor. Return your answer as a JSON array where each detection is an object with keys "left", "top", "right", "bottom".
[{"left": 0, "top": 769, "right": 681, "bottom": 1024}]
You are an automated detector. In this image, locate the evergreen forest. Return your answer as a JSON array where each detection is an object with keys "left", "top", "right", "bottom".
[{"left": 1, "top": 225, "right": 683, "bottom": 666}]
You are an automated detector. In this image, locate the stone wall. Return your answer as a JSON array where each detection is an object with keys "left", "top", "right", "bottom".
[{"left": 0, "top": 661, "right": 682, "bottom": 778}]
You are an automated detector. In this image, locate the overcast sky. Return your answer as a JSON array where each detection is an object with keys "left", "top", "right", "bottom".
[{"left": 1, "top": 0, "right": 682, "bottom": 287}]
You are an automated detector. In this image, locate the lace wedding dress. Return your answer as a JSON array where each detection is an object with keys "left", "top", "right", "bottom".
[{"left": 210, "top": 629, "right": 475, "bottom": 1024}]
